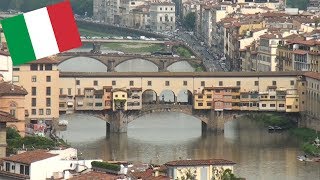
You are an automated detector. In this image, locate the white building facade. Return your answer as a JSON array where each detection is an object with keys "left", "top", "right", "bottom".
[
  {"left": 0, "top": 51, "right": 12, "bottom": 82},
  {"left": 150, "top": 2, "right": 176, "bottom": 31}
]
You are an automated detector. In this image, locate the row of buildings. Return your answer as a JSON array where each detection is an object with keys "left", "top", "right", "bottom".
[
  {"left": 0, "top": 54, "right": 319, "bottom": 134},
  {"left": 183, "top": 0, "right": 320, "bottom": 73},
  {"left": 93, "top": 0, "right": 176, "bottom": 31},
  {"left": 0, "top": 147, "right": 237, "bottom": 179}
]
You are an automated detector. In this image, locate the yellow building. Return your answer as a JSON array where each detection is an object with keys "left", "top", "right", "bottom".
[
  {"left": 0, "top": 111, "right": 18, "bottom": 158},
  {"left": 165, "top": 159, "right": 236, "bottom": 180},
  {"left": 0, "top": 76, "right": 27, "bottom": 136},
  {"left": 13, "top": 58, "right": 59, "bottom": 123},
  {"left": 112, "top": 88, "right": 127, "bottom": 111},
  {"left": 285, "top": 89, "right": 300, "bottom": 112}
]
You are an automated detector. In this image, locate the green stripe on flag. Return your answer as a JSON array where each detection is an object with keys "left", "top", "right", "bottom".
[{"left": 1, "top": 14, "right": 36, "bottom": 65}]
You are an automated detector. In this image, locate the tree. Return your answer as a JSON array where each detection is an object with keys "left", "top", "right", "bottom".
[
  {"left": 70, "top": 0, "right": 93, "bottom": 17},
  {"left": 183, "top": 12, "right": 196, "bottom": 31},
  {"left": 287, "top": 0, "right": 310, "bottom": 10}
]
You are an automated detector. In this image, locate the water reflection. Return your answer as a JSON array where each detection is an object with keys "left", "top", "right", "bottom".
[
  {"left": 59, "top": 113, "right": 320, "bottom": 180},
  {"left": 58, "top": 57, "right": 108, "bottom": 72},
  {"left": 167, "top": 61, "right": 195, "bottom": 72},
  {"left": 115, "top": 59, "right": 158, "bottom": 72}
]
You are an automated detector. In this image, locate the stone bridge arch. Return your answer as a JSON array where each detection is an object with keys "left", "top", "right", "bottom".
[
  {"left": 114, "top": 58, "right": 160, "bottom": 72},
  {"left": 166, "top": 59, "right": 201, "bottom": 69},
  {"left": 57, "top": 56, "right": 109, "bottom": 71}
]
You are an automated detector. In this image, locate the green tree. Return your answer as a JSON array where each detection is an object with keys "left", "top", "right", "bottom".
[
  {"left": 183, "top": 12, "right": 196, "bottom": 31},
  {"left": 287, "top": 0, "right": 310, "bottom": 10},
  {"left": 70, "top": 0, "right": 93, "bottom": 17},
  {"left": 6, "top": 127, "right": 21, "bottom": 140}
]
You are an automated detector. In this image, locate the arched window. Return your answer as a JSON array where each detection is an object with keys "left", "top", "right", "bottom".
[{"left": 9, "top": 101, "right": 17, "bottom": 118}]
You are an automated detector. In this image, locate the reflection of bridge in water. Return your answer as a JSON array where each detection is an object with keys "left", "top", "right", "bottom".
[
  {"left": 56, "top": 52, "right": 202, "bottom": 72},
  {"left": 92, "top": 104, "right": 238, "bottom": 135}
]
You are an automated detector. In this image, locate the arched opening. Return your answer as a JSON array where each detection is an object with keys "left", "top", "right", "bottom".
[
  {"left": 115, "top": 59, "right": 158, "bottom": 72},
  {"left": 176, "top": 89, "right": 193, "bottom": 105},
  {"left": 142, "top": 89, "right": 157, "bottom": 105},
  {"left": 159, "top": 90, "right": 175, "bottom": 104},
  {"left": 167, "top": 61, "right": 195, "bottom": 72},
  {"left": 58, "top": 57, "right": 108, "bottom": 72}
]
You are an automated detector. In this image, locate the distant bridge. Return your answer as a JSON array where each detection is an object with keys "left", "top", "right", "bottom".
[{"left": 56, "top": 52, "right": 202, "bottom": 72}]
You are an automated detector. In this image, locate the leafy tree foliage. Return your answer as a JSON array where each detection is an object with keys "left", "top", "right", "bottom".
[
  {"left": 183, "top": 12, "right": 196, "bottom": 31},
  {"left": 287, "top": 0, "right": 310, "bottom": 10}
]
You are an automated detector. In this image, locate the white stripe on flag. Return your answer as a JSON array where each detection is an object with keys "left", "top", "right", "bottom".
[{"left": 24, "top": 7, "right": 59, "bottom": 59}]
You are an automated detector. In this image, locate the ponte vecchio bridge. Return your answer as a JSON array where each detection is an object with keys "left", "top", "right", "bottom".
[
  {"left": 56, "top": 52, "right": 202, "bottom": 72},
  {"left": 58, "top": 71, "right": 309, "bottom": 134}
]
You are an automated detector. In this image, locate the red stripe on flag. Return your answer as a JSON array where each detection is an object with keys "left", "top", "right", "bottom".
[{"left": 47, "top": 1, "right": 82, "bottom": 52}]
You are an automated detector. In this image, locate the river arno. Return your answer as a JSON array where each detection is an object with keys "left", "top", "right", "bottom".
[{"left": 58, "top": 112, "right": 320, "bottom": 180}]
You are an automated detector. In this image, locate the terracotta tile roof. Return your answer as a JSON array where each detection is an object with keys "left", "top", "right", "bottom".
[
  {"left": 2, "top": 150, "right": 58, "bottom": 164},
  {"left": 69, "top": 171, "right": 122, "bottom": 180},
  {"left": 261, "top": 12, "right": 287, "bottom": 17},
  {"left": 293, "top": 49, "right": 308, "bottom": 55},
  {"left": 0, "top": 111, "right": 18, "bottom": 123},
  {"left": 130, "top": 168, "right": 153, "bottom": 179},
  {"left": 287, "top": 39, "right": 319, "bottom": 46},
  {"left": 0, "top": 82, "right": 27, "bottom": 96},
  {"left": 27, "top": 57, "right": 59, "bottom": 64},
  {"left": 165, "top": 159, "right": 236, "bottom": 166},
  {"left": 283, "top": 34, "right": 304, "bottom": 40},
  {"left": 304, "top": 72, "right": 320, "bottom": 80}
]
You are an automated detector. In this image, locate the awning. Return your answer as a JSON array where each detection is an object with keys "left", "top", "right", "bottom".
[
  {"left": 67, "top": 102, "right": 74, "bottom": 106},
  {"left": 77, "top": 101, "right": 83, "bottom": 105}
]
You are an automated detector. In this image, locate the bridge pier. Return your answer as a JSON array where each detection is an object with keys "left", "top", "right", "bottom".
[
  {"left": 159, "top": 60, "right": 168, "bottom": 72},
  {"left": 107, "top": 111, "right": 128, "bottom": 134},
  {"left": 203, "top": 110, "right": 225, "bottom": 133},
  {"left": 107, "top": 60, "right": 115, "bottom": 72}
]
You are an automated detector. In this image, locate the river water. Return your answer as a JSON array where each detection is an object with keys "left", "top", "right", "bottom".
[
  {"left": 58, "top": 113, "right": 320, "bottom": 180},
  {"left": 57, "top": 56, "right": 320, "bottom": 179}
]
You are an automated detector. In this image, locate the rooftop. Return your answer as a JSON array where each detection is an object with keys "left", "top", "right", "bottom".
[
  {"left": 0, "top": 111, "right": 18, "bottom": 123},
  {"left": 0, "top": 81, "right": 27, "bottom": 96},
  {"left": 69, "top": 171, "right": 123, "bottom": 180},
  {"left": 165, "top": 159, "right": 236, "bottom": 166},
  {"left": 2, "top": 150, "right": 58, "bottom": 164},
  {"left": 27, "top": 57, "right": 59, "bottom": 64},
  {"left": 304, "top": 72, "right": 320, "bottom": 80}
]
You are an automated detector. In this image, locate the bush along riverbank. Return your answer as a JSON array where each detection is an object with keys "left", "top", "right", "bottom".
[
  {"left": 289, "top": 128, "right": 320, "bottom": 156},
  {"left": 6, "top": 128, "right": 70, "bottom": 155},
  {"left": 246, "top": 113, "right": 320, "bottom": 156},
  {"left": 246, "top": 113, "right": 296, "bottom": 129}
]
